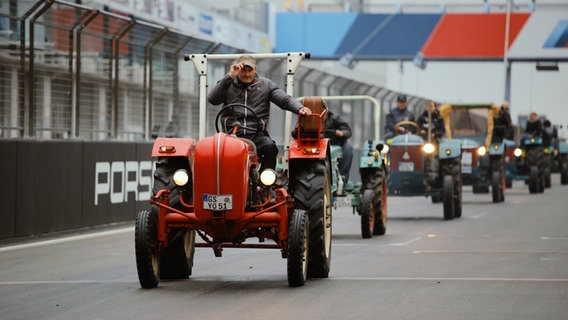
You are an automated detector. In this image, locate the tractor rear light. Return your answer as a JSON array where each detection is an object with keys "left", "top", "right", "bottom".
[
  {"left": 303, "top": 148, "right": 320, "bottom": 155},
  {"left": 173, "top": 169, "right": 189, "bottom": 187},
  {"left": 513, "top": 148, "right": 523, "bottom": 157},
  {"left": 159, "top": 146, "right": 176, "bottom": 154}
]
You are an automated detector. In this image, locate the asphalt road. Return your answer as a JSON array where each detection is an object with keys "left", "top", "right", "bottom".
[{"left": 1, "top": 176, "right": 567, "bottom": 320}]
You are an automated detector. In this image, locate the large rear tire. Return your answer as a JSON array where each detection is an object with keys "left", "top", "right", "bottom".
[
  {"left": 293, "top": 161, "right": 332, "bottom": 278},
  {"left": 359, "top": 190, "right": 374, "bottom": 239},
  {"left": 135, "top": 210, "right": 160, "bottom": 288},
  {"left": 287, "top": 209, "right": 309, "bottom": 287},
  {"left": 361, "top": 168, "right": 387, "bottom": 236},
  {"left": 152, "top": 157, "right": 195, "bottom": 279},
  {"left": 373, "top": 169, "right": 388, "bottom": 235},
  {"left": 442, "top": 175, "right": 454, "bottom": 220}
]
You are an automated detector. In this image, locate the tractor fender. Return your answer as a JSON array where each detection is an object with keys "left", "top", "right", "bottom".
[
  {"left": 151, "top": 137, "right": 195, "bottom": 158},
  {"left": 438, "top": 139, "right": 461, "bottom": 160},
  {"left": 558, "top": 142, "right": 568, "bottom": 155},
  {"left": 289, "top": 138, "right": 329, "bottom": 160},
  {"left": 489, "top": 141, "right": 505, "bottom": 156}
]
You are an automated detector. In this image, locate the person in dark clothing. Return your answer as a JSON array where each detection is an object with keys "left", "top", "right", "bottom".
[
  {"left": 542, "top": 119, "right": 558, "bottom": 147},
  {"left": 384, "top": 95, "right": 416, "bottom": 139},
  {"left": 208, "top": 54, "right": 311, "bottom": 171},
  {"left": 525, "top": 112, "right": 542, "bottom": 137},
  {"left": 494, "top": 101, "right": 513, "bottom": 140},
  {"left": 417, "top": 100, "right": 445, "bottom": 141},
  {"left": 324, "top": 110, "right": 353, "bottom": 180}
]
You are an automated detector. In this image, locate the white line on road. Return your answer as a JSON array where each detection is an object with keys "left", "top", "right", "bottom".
[
  {"left": 331, "top": 277, "right": 568, "bottom": 283},
  {"left": 0, "top": 227, "right": 133, "bottom": 253},
  {"left": 388, "top": 237, "right": 422, "bottom": 246},
  {"left": 470, "top": 211, "right": 488, "bottom": 219},
  {"left": 2, "top": 276, "right": 568, "bottom": 286}
]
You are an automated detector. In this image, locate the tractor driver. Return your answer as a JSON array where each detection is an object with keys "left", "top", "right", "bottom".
[
  {"left": 417, "top": 100, "right": 445, "bottom": 141},
  {"left": 384, "top": 94, "right": 417, "bottom": 139},
  {"left": 323, "top": 108, "right": 354, "bottom": 181},
  {"left": 208, "top": 55, "right": 311, "bottom": 172}
]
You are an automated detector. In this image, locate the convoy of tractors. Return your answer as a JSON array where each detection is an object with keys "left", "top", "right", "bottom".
[{"left": 134, "top": 52, "right": 568, "bottom": 289}]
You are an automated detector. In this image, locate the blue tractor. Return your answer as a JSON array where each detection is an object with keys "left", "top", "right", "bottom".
[
  {"left": 438, "top": 103, "right": 507, "bottom": 203},
  {"left": 386, "top": 119, "right": 463, "bottom": 220}
]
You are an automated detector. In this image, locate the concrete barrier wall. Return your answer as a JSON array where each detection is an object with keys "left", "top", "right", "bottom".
[
  {"left": 0, "top": 139, "right": 365, "bottom": 240},
  {"left": 0, "top": 139, "right": 153, "bottom": 240}
]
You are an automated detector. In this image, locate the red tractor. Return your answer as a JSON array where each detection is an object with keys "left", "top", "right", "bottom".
[{"left": 135, "top": 53, "right": 332, "bottom": 288}]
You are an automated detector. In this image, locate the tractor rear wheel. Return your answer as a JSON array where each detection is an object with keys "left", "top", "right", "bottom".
[
  {"left": 152, "top": 157, "right": 195, "bottom": 279},
  {"left": 361, "top": 168, "right": 387, "bottom": 235},
  {"left": 293, "top": 160, "right": 332, "bottom": 278},
  {"left": 442, "top": 175, "right": 454, "bottom": 220},
  {"left": 373, "top": 169, "right": 388, "bottom": 235},
  {"left": 359, "top": 190, "right": 374, "bottom": 239},
  {"left": 287, "top": 209, "right": 309, "bottom": 287},
  {"left": 135, "top": 210, "right": 160, "bottom": 288}
]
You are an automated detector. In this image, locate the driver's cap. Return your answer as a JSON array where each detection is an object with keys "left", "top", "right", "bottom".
[{"left": 237, "top": 55, "right": 256, "bottom": 68}]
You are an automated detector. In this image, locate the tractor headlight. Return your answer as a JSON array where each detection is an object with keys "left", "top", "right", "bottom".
[
  {"left": 260, "top": 169, "right": 277, "bottom": 186},
  {"left": 173, "top": 169, "right": 189, "bottom": 187},
  {"left": 423, "top": 143, "right": 435, "bottom": 154},
  {"left": 513, "top": 148, "right": 523, "bottom": 157},
  {"left": 477, "top": 146, "right": 487, "bottom": 156},
  {"left": 380, "top": 144, "right": 389, "bottom": 155}
]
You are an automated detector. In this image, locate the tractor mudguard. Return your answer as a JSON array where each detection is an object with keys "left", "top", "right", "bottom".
[
  {"left": 289, "top": 138, "right": 329, "bottom": 160},
  {"left": 489, "top": 141, "right": 505, "bottom": 156},
  {"left": 558, "top": 142, "right": 568, "bottom": 155},
  {"left": 151, "top": 137, "right": 196, "bottom": 158},
  {"left": 438, "top": 139, "right": 461, "bottom": 160}
]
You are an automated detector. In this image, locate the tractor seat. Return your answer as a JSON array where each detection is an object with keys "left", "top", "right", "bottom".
[{"left": 296, "top": 96, "right": 326, "bottom": 139}]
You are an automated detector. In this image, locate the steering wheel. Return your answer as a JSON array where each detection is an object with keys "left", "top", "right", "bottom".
[
  {"left": 215, "top": 103, "right": 261, "bottom": 139},
  {"left": 394, "top": 120, "right": 419, "bottom": 135}
]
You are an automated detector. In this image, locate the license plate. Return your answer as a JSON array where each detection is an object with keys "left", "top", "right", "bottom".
[
  {"left": 203, "top": 194, "right": 232, "bottom": 211},
  {"left": 398, "top": 162, "right": 414, "bottom": 172},
  {"left": 461, "top": 152, "right": 473, "bottom": 173},
  {"left": 461, "top": 152, "right": 472, "bottom": 165}
]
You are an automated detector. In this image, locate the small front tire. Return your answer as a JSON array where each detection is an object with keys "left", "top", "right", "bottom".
[{"left": 135, "top": 210, "right": 160, "bottom": 289}]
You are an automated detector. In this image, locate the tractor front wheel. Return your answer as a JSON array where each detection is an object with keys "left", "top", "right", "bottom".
[
  {"left": 561, "top": 162, "right": 568, "bottom": 185},
  {"left": 135, "top": 210, "right": 160, "bottom": 289},
  {"left": 529, "top": 166, "right": 539, "bottom": 194},
  {"left": 359, "top": 190, "right": 374, "bottom": 239},
  {"left": 442, "top": 175, "right": 454, "bottom": 220},
  {"left": 287, "top": 209, "right": 309, "bottom": 287}
]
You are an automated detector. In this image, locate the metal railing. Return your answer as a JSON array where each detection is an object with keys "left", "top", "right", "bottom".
[{"left": 0, "top": 0, "right": 429, "bottom": 148}]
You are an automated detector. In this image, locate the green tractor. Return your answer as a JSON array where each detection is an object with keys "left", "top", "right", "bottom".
[{"left": 285, "top": 95, "right": 388, "bottom": 238}]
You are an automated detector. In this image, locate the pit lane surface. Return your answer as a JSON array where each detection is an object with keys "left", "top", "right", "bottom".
[{"left": 1, "top": 176, "right": 567, "bottom": 320}]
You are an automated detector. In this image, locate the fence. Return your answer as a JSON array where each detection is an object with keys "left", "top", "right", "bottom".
[{"left": 0, "top": 0, "right": 430, "bottom": 148}]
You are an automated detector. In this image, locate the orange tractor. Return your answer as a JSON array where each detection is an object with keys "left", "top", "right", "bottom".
[{"left": 135, "top": 53, "right": 332, "bottom": 288}]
